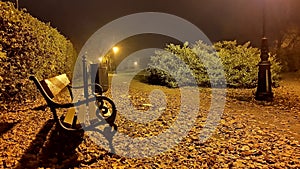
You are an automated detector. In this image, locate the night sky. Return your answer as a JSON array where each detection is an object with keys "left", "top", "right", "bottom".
[{"left": 16, "top": 0, "right": 300, "bottom": 55}]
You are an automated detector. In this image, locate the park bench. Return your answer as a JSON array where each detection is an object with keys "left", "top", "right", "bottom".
[{"left": 29, "top": 73, "right": 117, "bottom": 131}]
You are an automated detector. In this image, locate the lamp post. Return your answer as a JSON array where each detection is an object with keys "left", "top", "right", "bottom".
[
  {"left": 255, "top": 0, "right": 273, "bottom": 101},
  {"left": 108, "top": 46, "right": 119, "bottom": 72}
]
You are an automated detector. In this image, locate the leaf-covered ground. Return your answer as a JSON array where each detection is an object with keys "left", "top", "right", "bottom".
[{"left": 0, "top": 73, "right": 300, "bottom": 168}]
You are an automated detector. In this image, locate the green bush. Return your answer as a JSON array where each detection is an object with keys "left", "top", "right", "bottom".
[
  {"left": 146, "top": 40, "right": 281, "bottom": 88},
  {"left": 147, "top": 47, "right": 196, "bottom": 88},
  {"left": 147, "top": 41, "right": 226, "bottom": 88},
  {"left": 0, "top": 1, "right": 77, "bottom": 108},
  {"left": 214, "top": 41, "right": 281, "bottom": 88}
]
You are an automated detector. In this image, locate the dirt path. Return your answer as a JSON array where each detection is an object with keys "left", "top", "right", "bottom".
[{"left": 280, "top": 72, "right": 300, "bottom": 98}]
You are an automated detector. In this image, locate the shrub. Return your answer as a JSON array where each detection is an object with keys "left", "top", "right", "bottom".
[
  {"left": 214, "top": 41, "right": 281, "bottom": 88},
  {"left": 147, "top": 48, "right": 196, "bottom": 88},
  {"left": 0, "top": 1, "right": 77, "bottom": 108},
  {"left": 146, "top": 40, "right": 281, "bottom": 88},
  {"left": 273, "top": 25, "right": 300, "bottom": 72},
  {"left": 147, "top": 41, "right": 226, "bottom": 88}
]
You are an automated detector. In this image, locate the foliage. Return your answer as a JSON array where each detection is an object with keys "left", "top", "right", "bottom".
[
  {"left": 214, "top": 41, "right": 281, "bottom": 88},
  {"left": 146, "top": 43, "right": 199, "bottom": 88},
  {"left": 273, "top": 25, "right": 300, "bottom": 72},
  {"left": 146, "top": 40, "right": 281, "bottom": 88},
  {"left": 0, "top": 1, "right": 77, "bottom": 108}
]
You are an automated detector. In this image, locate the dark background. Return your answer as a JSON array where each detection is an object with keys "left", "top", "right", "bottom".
[{"left": 13, "top": 0, "right": 300, "bottom": 56}]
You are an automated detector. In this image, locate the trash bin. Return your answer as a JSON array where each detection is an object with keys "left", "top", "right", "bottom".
[{"left": 90, "top": 63, "right": 109, "bottom": 93}]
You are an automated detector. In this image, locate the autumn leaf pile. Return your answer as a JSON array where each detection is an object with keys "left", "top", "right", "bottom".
[
  {"left": 0, "top": 1, "right": 77, "bottom": 109},
  {"left": 0, "top": 76, "right": 299, "bottom": 168}
]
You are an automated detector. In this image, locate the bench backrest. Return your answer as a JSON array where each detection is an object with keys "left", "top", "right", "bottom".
[{"left": 39, "top": 74, "right": 70, "bottom": 98}]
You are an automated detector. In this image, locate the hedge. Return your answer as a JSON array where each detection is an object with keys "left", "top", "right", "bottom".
[{"left": 0, "top": 1, "right": 77, "bottom": 109}]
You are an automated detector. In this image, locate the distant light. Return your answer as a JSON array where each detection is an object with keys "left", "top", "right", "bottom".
[
  {"left": 134, "top": 61, "right": 138, "bottom": 66},
  {"left": 112, "top": 46, "right": 119, "bottom": 54},
  {"left": 99, "top": 57, "right": 103, "bottom": 62}
]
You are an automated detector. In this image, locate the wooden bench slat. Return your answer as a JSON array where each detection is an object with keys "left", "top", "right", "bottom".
[
  {"left": 64, "top": 107, "right": 76, "bottom": 125},
  {"left": 41, "top": 74, "right": 70, "bottom": 98}
]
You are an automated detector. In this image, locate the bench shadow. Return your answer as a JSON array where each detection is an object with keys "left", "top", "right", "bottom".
[
  {"left": 17, "top": 119, "right": 84, "bottom": 168},
  {"left": 0, "top": 122, "right": 19, "bottom": 136}
]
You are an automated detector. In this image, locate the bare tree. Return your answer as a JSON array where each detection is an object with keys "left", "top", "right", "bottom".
[{"left": 275, "top": 25, "right": 300, "bottom": 72}]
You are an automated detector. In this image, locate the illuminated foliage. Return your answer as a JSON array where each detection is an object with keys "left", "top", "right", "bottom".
[
  {"left": 0, "top": 2, "right": 77, "bottom": 108},
  {"left": 147, "top": 40, "right": 281, "bottom": 88}
]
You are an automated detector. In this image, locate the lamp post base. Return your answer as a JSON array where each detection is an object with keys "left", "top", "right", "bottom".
[
  {"left": 255, "top": 91, "right": 273, "bottom": 101},
  {"left": 255, "top": 61, "right": 273, "bottom": 101}
]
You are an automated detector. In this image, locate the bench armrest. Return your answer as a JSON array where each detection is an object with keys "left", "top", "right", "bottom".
[
  {"left": 29, "top": 75, "right": 53, "bottom": 103},
  {"left": 51, "top": 97, "right": 97, "bottom": 109}
]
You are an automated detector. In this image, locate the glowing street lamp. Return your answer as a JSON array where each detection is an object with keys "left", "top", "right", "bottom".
[
  {"left": 98, "top": 56, "right": 103, "bottom": 63},
  {"left": 255, "top": 0, "right": 273, "bottom": 101},
  {"left": 112, "top": 46, "right": 119, "bottom": 54},
  {"left": 108, "top": 46, "right": 119, "bottom": 72}
]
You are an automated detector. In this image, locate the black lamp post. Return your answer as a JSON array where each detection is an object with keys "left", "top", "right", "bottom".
[
  {"left": 16, "top": 0, "right": 19, "bottom": 9},
  {"left": 255, "top": 0, "right": 274, "bottom": 101}
]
